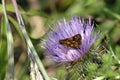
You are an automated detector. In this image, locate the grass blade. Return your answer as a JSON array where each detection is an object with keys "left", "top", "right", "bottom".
[
  {"left": 2, "top": 0, "right": 14, "bottom": 79},
  {"left": 0, "top": 15, "right": 8, "bottom": 80},
  {"left": 12, "top": 0, "right": 50, "bottom": 80}
]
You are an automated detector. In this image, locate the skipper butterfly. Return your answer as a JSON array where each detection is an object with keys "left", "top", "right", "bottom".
[{"left": 59, "top": 34, "right": 82, "bottom": 49}]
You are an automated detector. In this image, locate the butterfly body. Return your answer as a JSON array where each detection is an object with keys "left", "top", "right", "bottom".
[{"left": 59, "top": 34, "right": 82, "bottom": 49}]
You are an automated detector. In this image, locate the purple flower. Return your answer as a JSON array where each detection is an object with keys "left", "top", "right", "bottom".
[{"left": 44, "top": 16, "right": 99, "bottom": 62}]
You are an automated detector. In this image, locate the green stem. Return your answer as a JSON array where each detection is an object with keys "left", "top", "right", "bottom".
[
  {"left": 109, "top": 46, "right": 120, "bottom": 64},
  {"left": 11, "top": 0, "right": 50, "bottom": 80}
]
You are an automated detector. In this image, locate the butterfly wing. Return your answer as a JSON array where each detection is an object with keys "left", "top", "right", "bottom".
[{"left": 59, "top": 34, "right": 82, "bottom": 49}]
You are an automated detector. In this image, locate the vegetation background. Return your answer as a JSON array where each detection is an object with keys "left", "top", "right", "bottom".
[{"left": 0, "top": 0, "right": 120, "bottom": 80}]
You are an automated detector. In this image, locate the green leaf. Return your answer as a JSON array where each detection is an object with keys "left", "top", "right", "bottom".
[
  {"left": 2, "top": 0, "right": 14, "bottom": 79},
  {"left": 0, "top": 4, "right": 15, "bottom": 13},
  {"left": 0, "top": 16, "right": 8, "bottom": 80},
  {"left": 8, "top": 15, "right": 25, "bottom": 42}
]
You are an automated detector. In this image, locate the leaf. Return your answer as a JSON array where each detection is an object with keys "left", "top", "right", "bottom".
[
  {"left": 0, "top": 15, "right": 8, "bottom": 80},
  {"left": 0, "top": 4, "right": 15, "bottom": 13},
  {"left": 8, "top": 15, "right": 25, "bottom": 42}
]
